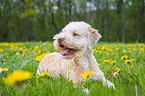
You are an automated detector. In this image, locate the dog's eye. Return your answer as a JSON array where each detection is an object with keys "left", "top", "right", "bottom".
[{"left": 73, "top": 33, "right": 79, "bottom": 36}]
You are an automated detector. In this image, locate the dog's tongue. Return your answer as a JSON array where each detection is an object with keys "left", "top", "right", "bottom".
[{"left": 61, "top": 49, "right": 74, "bottom": 55}]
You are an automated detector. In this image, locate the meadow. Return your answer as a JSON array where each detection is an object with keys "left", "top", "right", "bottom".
[{"left": 0, "top": 42, "right": 145, "bottom": 96}]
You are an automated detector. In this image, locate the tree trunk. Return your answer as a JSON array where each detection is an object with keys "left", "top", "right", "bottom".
[
  {"left": 106, "top": 0, "right": 110, "bottom": 32},
  {"left": 137, "top": 0, "right": 141, "bottom": 41},
  {"left": 116, "top": 0, "right": 123, "bottom": 42},
  {"left": 122, "top": 0, "right": 125, "bottom": 42},
  {"left": 28, "top": 20, "right": 33, "bottom": 41},
  {"left": 51, "top": 11, "right": 58, "bottom": 32},
  {"left": 140, "top": 0, "right": 145, "bottom": 40}
]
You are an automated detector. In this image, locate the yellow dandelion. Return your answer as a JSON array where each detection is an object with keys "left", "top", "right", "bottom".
[
  {"left": 116, "top": 48, "right": 120, "bottom": 51},
  {"left": 128, "top": 48, "right": 131, "bottom": 50},
  {"left": 41, "top": 79, "right": 44, "bottom": 82},
  {"left": 35, "top": 56, "right": 43, "bottom": 62},
  {"left": 104, "top": 60, "right": 110, "bottom": 63},
  {"left": 98, "top": 64, "right": 101, "bottom": 66},
  {"left": 133, "top": 48, "right": 137, "bottom": 51},
  {"left": 22, "top": 53, "right": 25, "bottom": 57},
  {"left": 36, "top": 49, "right": 42, "bottom": 55},
  {"left": 123, "top": 49, "right": 126, "bottom": 53},
  {"left": 129, "top": 51, "right": 132, "bottom": 53},
  {"left": 3, "top": 62, "right": 6, "bottom": 64},
  {"left": 140, "top": 48, "right": 144, "bottom": 53},
  {"left": 93, "top": 48, "right": 96, "bottom": 52},
  {"left": 33, "top": 50, "right": 37, "bottom": 53},
  {"left": 41, "top": 53, "right": 47, "bottom": 57},
  {"left": 1, "top": 68, "right": 9, "bottom": 72},
  {"left": 0, "top": 49, "right": 4, "bottom": 52},
  {"left": 82, "top": 71, "right": 94, "bottom": 79},
  {"left": 121, "top": 55, "right": 128, "bottom": 61},
  {"left": 29, "top": 48, "right": 32, "bottom": 50},
  {"left": 23, "top": 49, "right": 26, "bottom": 52},
  {"left": 139, "top": 43, "right": 144, "bottom": 47},
  {"left": 139, "top": 51, "right": 143, "bottom": 54},
  {"left": 110, "top": 60, "right": 117, "bottom": 65},
  {"left": 16, "top": 52, "right": 20, "bottom": 55},
  {"left": 114, "top": 67, "right": 121, "bottom": 73},
  {"left": 129, "top": 66, "right": 133, "bottom": 68},
  {"left": 101, "top": 46, "right": 105, "bottom": 50},
  {"left": 40, "top": 72, "right": 50, "bottom": 76},
  {"left": 127, "top": 44, "right": 133, "bottom": 47},
  {"left": 34, "top": 46, "right": 39, "bottom": 49},
  {"left": 125, "top": 60, "right": 131, "bottom": 64},
  {"left": 19, "top": 48, "right": 23, "bottom": 51},
  {"left": 94, "top": 50, "right": 99, "bottom": 54},
  {"left": 6, "top": 56, "right": 9, "bottom": 58},
  {"left": 106, "top": 53, "right": 109, "bottom": 55},
  {"left": 4, "top": 70, "right": 31, "bottom": 86},
  {"left": 131, "top": 59, "right": 135, "bottom": 62},
  {"left": 109, "top": 47, "right": 113, "bottom": 51}
]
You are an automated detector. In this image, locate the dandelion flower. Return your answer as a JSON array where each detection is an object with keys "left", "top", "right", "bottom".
[
  {"left": 35, "top": 56, "right": 43, "bottom": 62},
  {"left": 104, "top": 60, "right": 110, "bottom": 63},
  {"left": 22, "top": 53, "right": 25, "bottom": 57},
  {"left": 1, "top": 68, "right": 9, "bottom": 72},
  {"left": 131, "top": 59, "right": 135, "bottom": 62},
  {"left": 121, "top": 55, "right": 128, "bottom": 61},
  {"left": 110, "top": 60, "right": 117, "bottom": 65},
  {"left": 139, "top": 43, "right": 144, "bottom": 47},
  {"left": 140, "top": 48, "right": 144, "bottom": 54},
  {"left": 133, "top": 48, "right": 138, "bottom": 51},
  {"left": 16, "top": 52, "right": 20, "bottom": 55},
  {"left": 19, "top": 48, "right": 23, "bottom": 51},
  {"left": 40, "top": 72, "right": 50, "bottom": 76},
  {"left": 123, "top": 49, "right": 126, "bottom": 53},
  {"left": 41, "top": 53, "right": 47, "bottom": 57},
  {"left": 129, "top": 66, "right": 133, "bottom": 68},
  {"left": 98, "top": 64, "right": 101, "bottom": 66},
  {"left": 5, "top": 70, "right": 31, "bottom": 86},
  {"left": 93, "top": 48, "right": 96, "bottom": 52},
  {"left": 116, "top": 48, "right": 120, "bottom": 51},
  {"left": 41, "top": 79, "right": 44, "bottom": 82},
  {"left": 0, "top": 49, "right": 4, "bottom": 52},
  {"left": 34, "top": 46, "right": 39, "bottom": 49},
  {"left": 82, "top": 71, "right": 94, "bottom": 79},
  {"left": 114, "top": 67, "right": 121, "bottom": 73},
  {"left": 125, "top": 60, "right": 131, "bottom": 64},
  {"left": 6, "top": 56, "right": 9, "bottom": 58}
]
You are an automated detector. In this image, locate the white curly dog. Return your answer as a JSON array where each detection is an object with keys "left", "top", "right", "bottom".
[{"left": 37, "top": 21, "right": 115, "bottom": 89}]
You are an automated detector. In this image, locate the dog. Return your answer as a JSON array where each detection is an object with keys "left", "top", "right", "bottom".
[{"left": 37, "top": 21, "right": 115, "bottom": 89}]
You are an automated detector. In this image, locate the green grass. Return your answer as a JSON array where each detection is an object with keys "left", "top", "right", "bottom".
[{"left": 0, "top": 42, "right": 145, "bottom": 96}]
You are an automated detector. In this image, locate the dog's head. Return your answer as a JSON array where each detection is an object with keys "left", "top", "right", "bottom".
[{"left": 53, "top": 21, "right": 102, "bottom": 59}]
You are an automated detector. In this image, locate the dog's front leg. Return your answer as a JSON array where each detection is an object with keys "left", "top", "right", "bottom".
[
  {"left": 89, "top": 56, "right": 115, "bottom": 89},
  {"left": 92, "top": 67, "right": 115, "bottom": 89}
]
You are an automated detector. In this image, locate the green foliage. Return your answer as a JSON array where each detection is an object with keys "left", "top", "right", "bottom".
[
  {"left": 20, "top": 9, "right": 37, "bottom": 18},
  {"left": 0, "top": 0, "right": 145, "bottom": 42}
]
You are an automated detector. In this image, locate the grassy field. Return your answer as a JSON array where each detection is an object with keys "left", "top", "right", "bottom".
[{"left": 0, "top": 42, "right": 145, "bottom": 96}]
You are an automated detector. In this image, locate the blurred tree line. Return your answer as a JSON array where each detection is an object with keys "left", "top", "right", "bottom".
[{"left": 0, "top": 0, "right": 145, "bottom": 42}]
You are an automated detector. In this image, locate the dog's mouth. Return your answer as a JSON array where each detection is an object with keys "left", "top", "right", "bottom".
[
  {"left": 59, "top": 44, "right": 77, "bottom": 56},
  {"left": 60, "top": 48, "right": 76, "bottom": 56}
]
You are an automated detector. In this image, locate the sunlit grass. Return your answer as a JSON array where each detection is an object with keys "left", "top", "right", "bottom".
[{"left": 0, "top": 42, "right": 145, "bottom": 95}]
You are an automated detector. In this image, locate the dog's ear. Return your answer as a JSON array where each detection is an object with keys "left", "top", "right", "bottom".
[{"left": 88, "top": 27, "right": 102, "bottom": 48}]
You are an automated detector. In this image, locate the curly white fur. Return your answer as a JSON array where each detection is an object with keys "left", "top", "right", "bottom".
[{"left": 37, "top": 21, "right": 115, "bottom": 89}]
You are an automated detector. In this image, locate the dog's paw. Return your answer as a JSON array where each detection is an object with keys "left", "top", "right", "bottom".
[{"left": 103, "top": 80, "right": 115, "bottom": 89}]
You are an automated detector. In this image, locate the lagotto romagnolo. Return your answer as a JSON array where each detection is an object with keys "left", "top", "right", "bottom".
[{"left": 37, "top": 21, "right": 115, "bottom": 89}]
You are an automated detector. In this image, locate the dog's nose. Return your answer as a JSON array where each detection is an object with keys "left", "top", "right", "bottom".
[{"left": 57, "top": 37, "right": 65, "bottom": 43}]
